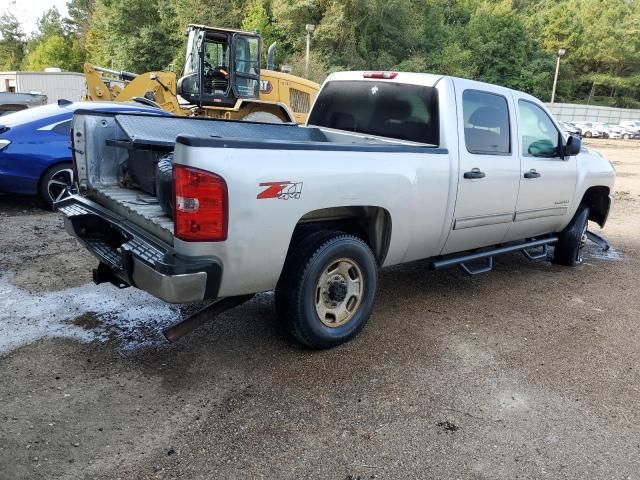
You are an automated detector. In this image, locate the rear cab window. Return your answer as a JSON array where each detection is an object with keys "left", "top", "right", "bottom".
[{"left": 307, "top": 81, "right": 439, "bottom": 145}]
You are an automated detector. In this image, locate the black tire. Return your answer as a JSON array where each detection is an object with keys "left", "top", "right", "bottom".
[
  {"left": 552, "top": 206, "right": 590, "bottom": 267},
  {"left": 275, "top": 231, "right": 378, "bottom": 349},
  {"left": 39, "top": 162, "right": 74, "bottom": 207},
  {"left": 584, "top": 131, "right": 592, "bottom": 138}
]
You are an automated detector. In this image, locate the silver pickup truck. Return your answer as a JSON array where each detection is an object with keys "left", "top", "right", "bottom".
[{"left": 59, "top": 71, "right": 615, "bottom": 348}]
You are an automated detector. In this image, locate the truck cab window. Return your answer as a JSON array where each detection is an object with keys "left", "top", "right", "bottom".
[
  {"left": 518, "top": 100, "right": 561, "bottom": 158},
  {"left": 463, "top": 90, "right": 510, "bottom": 155},
  {"left": 307, "top": 81, "right": 439, "bottom": 145}
]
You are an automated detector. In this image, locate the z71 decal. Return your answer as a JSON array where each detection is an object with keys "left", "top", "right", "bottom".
[{"left": 257, "top": 181, "right": 303, "bottom": 200}]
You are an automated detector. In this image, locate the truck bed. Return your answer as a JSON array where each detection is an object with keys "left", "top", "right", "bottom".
[
  {"left": 90, "top": 186, "right": 174, "bottom": 242},
  {"left": 74, "top": 111, "right": 441, "bottom": 244}
]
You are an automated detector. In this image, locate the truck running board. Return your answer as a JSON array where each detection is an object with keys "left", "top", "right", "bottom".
[{"left": 431, "top": 237, "right": 558, "bottom": 276}]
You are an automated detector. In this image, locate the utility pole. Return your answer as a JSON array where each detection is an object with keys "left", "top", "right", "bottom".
[
  {"left": 305, "top": 24, "right": 315, "bottom": 79},
  {"left": 550, "top": 48, "right": 566, "bottom": 110}
]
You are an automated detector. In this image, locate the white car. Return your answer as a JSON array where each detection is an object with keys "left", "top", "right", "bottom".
[
  {"left": 594, "top": 122, "right": 622, "bottom": 139},
  {"left": 609, "top": 125, "right": 638, "bottom": 140},
  {"left": 559, "top": 121, "right": 581, "bottom": 136},
  {"left": 620, "top": 121, "right": 640, "bottom": 137},
  {"left": 575, "top": 122, "right": 602, "bottom": 138}
]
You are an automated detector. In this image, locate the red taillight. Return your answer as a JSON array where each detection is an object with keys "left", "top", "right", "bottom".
[
  {"left": 173, "top": 165, "right": 228, "bottom": 242},
  {"left": 363, "top": 71, "right": 398, "bottom": 79}
]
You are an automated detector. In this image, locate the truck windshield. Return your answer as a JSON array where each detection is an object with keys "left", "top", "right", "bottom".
[{"left": 308, "top": 80, "right": 439, "bottom": 145}]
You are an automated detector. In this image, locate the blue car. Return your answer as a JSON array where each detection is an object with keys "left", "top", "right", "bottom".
[{"left": 0, "top": 100, "right": 169, "bottom": 206}]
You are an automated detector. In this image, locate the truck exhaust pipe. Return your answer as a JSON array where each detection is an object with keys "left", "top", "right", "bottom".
[
  {"left": 266, "top": 42, "right": 277, "bottom": 71},
  {"left": 163, "top": 295, "right": 254, "bottom": 343}
]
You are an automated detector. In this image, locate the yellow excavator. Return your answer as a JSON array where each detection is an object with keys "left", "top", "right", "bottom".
[{"left": 84, "top": 24, "right": 320, "bottom": 123}]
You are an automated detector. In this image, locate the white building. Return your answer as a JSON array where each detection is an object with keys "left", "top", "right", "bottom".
[{"left": 0, "top": 71, "right": 86, "bottom": 103}]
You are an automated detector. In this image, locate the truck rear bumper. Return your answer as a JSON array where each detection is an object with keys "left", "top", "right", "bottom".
[{"left": 57, "top": 195, "right": 222, "bottom": 304}]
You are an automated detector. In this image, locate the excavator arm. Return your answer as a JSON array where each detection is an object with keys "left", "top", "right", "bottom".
[{"left": 83, "top": 63, "right": 186, "bottom": 116}]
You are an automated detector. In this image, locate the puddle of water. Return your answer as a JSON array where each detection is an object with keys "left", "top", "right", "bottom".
[
  {"left": 584, "top": 242, "right": 624, "bottom": 262},
  {"left": 0, "top": 273, "right": 181, "bottom": 356}
]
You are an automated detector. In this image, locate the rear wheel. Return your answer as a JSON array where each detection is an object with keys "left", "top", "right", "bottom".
[
  {"left": 39, "top": 162, "right": 73, "bottom": 207},
  {"left": 584, "top": 131, "right": 592, "bottom": 138},
  {"left": 552, "top": 206, "right": 590, "bottom": 267},
  {"left": 275, "top": 231, "right": 378, "bottom": 349}
]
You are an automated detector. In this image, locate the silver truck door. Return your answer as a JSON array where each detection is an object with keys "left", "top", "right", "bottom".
[
  {"left": 442, "top": 82, "right": 520, "bottom": 255},
  {"left": 503, "top": 97, "right": 578, "bottom": 242}
]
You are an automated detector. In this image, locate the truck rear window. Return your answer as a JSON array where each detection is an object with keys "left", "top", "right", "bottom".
[{"left": 308, "top": 81, "right": 439, "bottom": 145}]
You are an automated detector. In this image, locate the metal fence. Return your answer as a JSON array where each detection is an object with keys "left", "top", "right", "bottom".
[{"left": 546, "top": 102, "right": 640, "bottom": 124}]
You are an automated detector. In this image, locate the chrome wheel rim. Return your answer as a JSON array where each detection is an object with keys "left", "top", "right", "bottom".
[
  {"left": 48, "top": 168, "right": 74, "bottom": 203},
  {"left": 315, "top": 258, "right": 364, "bottom": 328}
]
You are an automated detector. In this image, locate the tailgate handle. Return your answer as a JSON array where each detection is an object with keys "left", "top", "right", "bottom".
[{"left": 463, "top": 168, "right": 486, "bottom": 179}]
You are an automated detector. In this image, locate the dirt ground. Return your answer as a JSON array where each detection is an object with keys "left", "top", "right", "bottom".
[{"left": 1, "top": 139, "right": 639, "bottom": 480}]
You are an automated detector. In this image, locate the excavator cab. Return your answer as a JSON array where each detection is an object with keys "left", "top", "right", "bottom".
[{"left": 178, "top": 25, "right": 261, "bottom": 108}]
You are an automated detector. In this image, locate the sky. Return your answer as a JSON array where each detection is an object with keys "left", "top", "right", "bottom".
[{"left": 1, "top": 0, "right": 69, "bottom": 36}]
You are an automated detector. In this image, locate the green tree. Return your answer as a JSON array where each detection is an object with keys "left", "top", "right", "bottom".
[
  {"left": 0, "top": 10, "right": 26, "bottom": 70},
  {"left": 65, "top": 0, "right": 97, "bottom": 40},
  {"left": 19, "top": 0, "right": 635, "bottom": 105},
  {"left": 23, "top": 35, "right": 74, "bottom": 71},
  {"left": 21, "top": 7, "right": 83, "bottom": 71},
  {"left": 86, "top": 0, "right": 179, "bottom": 72},
  {"left": 464, "top": 1, "right": 553, "bottom": 97}
]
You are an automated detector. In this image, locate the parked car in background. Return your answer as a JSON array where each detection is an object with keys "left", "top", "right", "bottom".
[
  {"left": 0, "top": 100, "right": 169, "bottom": 206},
  {"left": 617, "top": 126, "right": 640, "bottom": 139},
  {"left": 580, "top": 122, "right": 614, "bottom": 138},
  {"left": 606, "top": 124, "right": 638, "bottom": 140},
  {"left": 593, "top": 122, "right": 622, "bottom": 139},
  {"left": 0, "top": 92, "right": 47, "bottom": 116},
  {"left": 559, "top": 121, "right": 582, "bottom": 136},
  {"left": 574, "top": 122, "right": 602, "bottom": 138},
  {"left": 619, "top": 120, "right": 640, "bottom": 137}
]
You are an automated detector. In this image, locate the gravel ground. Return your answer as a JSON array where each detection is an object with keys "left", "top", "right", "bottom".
[{"left": 0, "top": 139, "right": 639, "bottom": 480}]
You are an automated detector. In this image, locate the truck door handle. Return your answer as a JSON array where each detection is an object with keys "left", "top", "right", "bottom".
[
  {"left": 524, "top": 169, "right": 541, "bottom": 179},
  {"left": 463, "top": 168, "right": 486, "bottom": 179}
]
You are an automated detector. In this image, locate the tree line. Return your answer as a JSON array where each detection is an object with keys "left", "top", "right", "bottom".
[{"left": 1, "top": 0, "right": 639, "bottom": 107}]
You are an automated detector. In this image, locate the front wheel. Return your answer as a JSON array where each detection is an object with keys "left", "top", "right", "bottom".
[
  {"left": 39, "top": 162, "right": 74, "bottom": 207},
  {"left": 275, "top": 231, "right": 378, "bottom": 349},
  {"left": 552, "top": 206, "right": 590, "bottom": 267}
]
